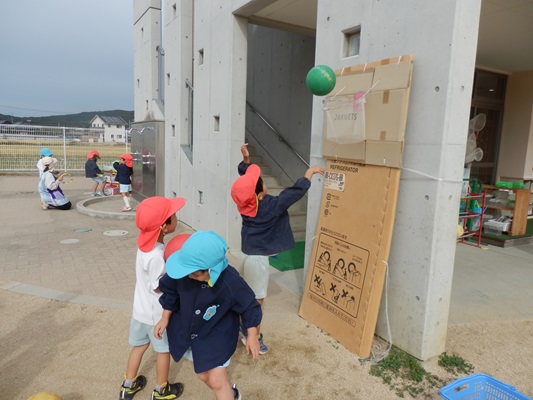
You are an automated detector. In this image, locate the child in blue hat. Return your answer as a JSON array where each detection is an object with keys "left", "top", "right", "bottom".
[{"left": 155, "top": 230, "right": 261, "bottom": 400}]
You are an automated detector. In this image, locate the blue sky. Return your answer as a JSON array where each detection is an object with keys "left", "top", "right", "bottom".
[{"left": 0, "top": 0, "right": 133, "bottom": 118}]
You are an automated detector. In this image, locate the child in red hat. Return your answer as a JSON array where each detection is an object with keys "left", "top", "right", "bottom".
[
  {"left": 113, "top": 154, "right": 134, "bottom": 211},
  {"left": 230, "top": 143, "right": 324, "bottom": 354},
  {"left": 84, "top": 149, "right": 106, "bottom": 196},
  {"left": 119, "top": 196, "right": 186, "bottom": 400}
]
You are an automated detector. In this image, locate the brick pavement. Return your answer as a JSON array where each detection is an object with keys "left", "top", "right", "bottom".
[{"left": 0, "top": 174, "right": 194, "bottom": 307}]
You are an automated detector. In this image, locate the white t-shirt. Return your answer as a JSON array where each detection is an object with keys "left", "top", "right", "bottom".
[{"left": 132, "top": 242, "right": 166, "bottom": 325}]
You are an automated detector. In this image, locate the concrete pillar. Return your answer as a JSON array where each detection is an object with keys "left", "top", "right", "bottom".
[{"left": 307, "top": 0, "right": 482, "bottom": 360}]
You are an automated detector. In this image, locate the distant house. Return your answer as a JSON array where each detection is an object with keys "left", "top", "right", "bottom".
[
  {"left": 0, "top": 120, "right": 12, "bottom": 125},
  {"left": 90, "top": 115, "right": 127, "bottom": 143}
]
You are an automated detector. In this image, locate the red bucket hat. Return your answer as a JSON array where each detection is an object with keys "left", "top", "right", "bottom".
[
  {"left": 120, "top": 153, "right": 133, "bottom": 168},
  {"left": 164, "top": 233, "right": 192, "bottom": 261},
  {"left": 230, "top": 164, "right": 261, "bottom": 217},
  {"left": 87, "top": 150, "right": 100, "bottom": 159},
  {"left": 136, "top": 196, "right": 186, "bottom": 252}
]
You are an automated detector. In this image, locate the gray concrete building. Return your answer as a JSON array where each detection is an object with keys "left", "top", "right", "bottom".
[{"left": 130, "top": 0, "right": 533, "bottom": 360}]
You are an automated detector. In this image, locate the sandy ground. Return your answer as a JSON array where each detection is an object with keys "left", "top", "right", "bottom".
[
  {"left": 1, "top": 282, "right": 533, "bottom": 400},
  {"left": 1, "top": 175, "right": 532, "bottom": 399}
]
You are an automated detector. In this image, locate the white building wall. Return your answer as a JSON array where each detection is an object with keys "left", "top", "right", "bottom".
[
  {"left": 162, "top": 0, "right": 193, "bottom": 200},
  {"left": 307, "top": 0, "right": 482, "bottom": 360},
  {"left": 133, "top": 0, "right": 163, "bottom": 121},
  {"left": 161, "top": 0, "right": 248, "bottom": 247}
]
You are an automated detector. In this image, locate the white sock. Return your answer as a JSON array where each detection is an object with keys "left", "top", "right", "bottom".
[{"left": 124, "top": 196, "right": 131, "bottom": 208}]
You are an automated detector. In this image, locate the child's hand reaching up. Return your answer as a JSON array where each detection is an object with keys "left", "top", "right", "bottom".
[
  {"left": 304, "top": 165, "right": 325, "bottom": 180},
  {"left": 241, "top": 143, "right": 250, "bottom": 164}
]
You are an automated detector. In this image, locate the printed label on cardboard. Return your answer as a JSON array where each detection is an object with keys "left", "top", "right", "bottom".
[
  {"left": 307, "top": 232, "right": 369, "bottom": 325},
  {"left": 324, "top": 171, "right": 346, "bottom": 192}
]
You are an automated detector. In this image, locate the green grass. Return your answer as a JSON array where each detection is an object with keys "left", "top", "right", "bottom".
[
  {"left": 0, "top": 142, "right": 128, "bottom": 171},
  {"left": 369, "top": 347, "right": 474, "bottom": 398}
]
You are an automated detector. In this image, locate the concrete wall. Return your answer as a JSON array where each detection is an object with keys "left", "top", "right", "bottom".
[
  {"left": 307, "top": 0, "right": 482, "bottom": 360},
  {"left": 498, "top": 70, "right": 533, "bottom": 180},
  {"left": 134, "top": 0, "right": 483, "bottom": 360},
  {"left": 133, "top": 0, "right": 163, "bottom": 122},
  {"left": 162, "top": 0, "right": 249, "bottom": 250},
  {"left": 246, "top": 24, "right": 315, "bottom": 184}
]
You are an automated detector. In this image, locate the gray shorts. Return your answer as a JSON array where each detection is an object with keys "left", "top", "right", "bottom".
[
  {"left": 243, "top": 254, "right": 270, "bottom": 299},
  {"left": 120, "top": 184, "right": 132, "bottom": 193},
  {"left": 92, "top": 176, "right": 105, "bottom": 184},
  {"left": 128, "top": 317, "right": 169, "bottom": 353}
]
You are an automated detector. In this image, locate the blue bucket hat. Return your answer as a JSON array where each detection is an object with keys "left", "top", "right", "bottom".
[
  {"left": 40, "top": 148, "right": 53, "bottom": 157},
  {"left": 166, "top": 231, "right": 228, "bottom": 285}
]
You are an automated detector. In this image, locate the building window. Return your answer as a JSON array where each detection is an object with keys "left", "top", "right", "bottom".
[
  {"left": 167, "top": 73, "right": 171, "bottom": 85},
  {"left": 117, "top": 135, "right": 122, "bottom": 139},
  {"left": 213, "top": 115, "right": 220, "bottom": 132},
  {"left": 108, "top": 124, "right": 111, "bottom": 128},
  {"left": 111, "top": 134, "right": 115, "bottom": 138},
  {"left": 343, "top": 27, "right": 361, "bottom": 57},
  {"left": 198, "top": 49, "right": 204, "bottom": 65},
  {"left": 172, "top": 3, "right": 176, "bottom": 18}
]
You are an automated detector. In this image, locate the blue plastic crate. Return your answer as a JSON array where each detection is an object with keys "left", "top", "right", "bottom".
[{"left": 440, "top": 373, "right": 532, "bottom": 400}]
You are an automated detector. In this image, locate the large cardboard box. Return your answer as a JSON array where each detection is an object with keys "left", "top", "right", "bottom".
[
  {"left": 299, "top": 159, "right": 401, "bottom": 357},
  {"left": 322, "top": 55, "right": 413, "bottom": 167}
]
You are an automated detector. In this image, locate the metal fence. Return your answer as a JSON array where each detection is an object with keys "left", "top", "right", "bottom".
[{"left": 0, "top": 124, "right": 129, "bottom": 173}]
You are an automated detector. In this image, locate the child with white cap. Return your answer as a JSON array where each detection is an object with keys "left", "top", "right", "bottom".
[
  {"left": 37, "top": 156, "right": 71, "bottom": 210},
  {"left": 155, "top": 230, "right": 262, "bottom": 400},
  {"left": 119, "top": 196, "right": 186, "bottom": 400}
]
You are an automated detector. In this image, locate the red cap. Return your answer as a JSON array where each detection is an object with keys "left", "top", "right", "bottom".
[
  {"left": 120, "top": 153, "right": 133, "bottom": 168},
  {"left": 164, "top": 233, "right": 192, "bottom": 261},
  {"left": 230, "top": 164, "right": 261, "bottom": 217},
  {"left": 136, "top": 196, "right": 186, "bottom": 252},
  {"left": 87, "top": 150, "right": 100, "bottom": 159}
]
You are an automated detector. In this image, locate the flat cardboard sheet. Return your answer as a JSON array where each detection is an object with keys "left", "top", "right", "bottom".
[
  {"left": 322, "top": 55, "right": 413, "bottom": 167},
  {"left": 299, "top": 159, "right": 401, "bottom": 358}
]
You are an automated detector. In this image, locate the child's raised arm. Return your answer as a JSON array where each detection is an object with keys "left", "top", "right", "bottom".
[
  {"left": 240, "top": 143, "right": 250, "bottom": 164},
  {"left": 304, "top": 165, "right": 325, "bottom": 180}
]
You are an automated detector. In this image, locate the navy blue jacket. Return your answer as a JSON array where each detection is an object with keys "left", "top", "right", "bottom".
[
  {"left": 238, "top": 162, "right": 311, "bottom": 255},
  {"left": 159, "top": 266, "right": 262, "bottom": 373},
  {"left": 84, "top": 159, "right": 102, "bottom": 178},
  {"left": 113, "top": 162, "right": 133, "bottom": 185}
]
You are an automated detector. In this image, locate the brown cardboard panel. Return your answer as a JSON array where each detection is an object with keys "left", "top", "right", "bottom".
[
  {"left": 365, "top": 89, "right": 409, "bottom": 142},
  {"left": 299, "top": 160, "right": 401, "bottom": 357},
  {"left": 322, "top": 55, "right": 413, "bottom": 166},
  {"left": 365, "top": 141, "right": 404, "bottom": 168},
  {"left": 372, "top": 59, "right": 413, "bottom": 90},
  {"left": 322, "top": 133, "right": 366, "bottom": 162},
  {"left": 332, "top": 71, "right": 373, "bottom": 96}
]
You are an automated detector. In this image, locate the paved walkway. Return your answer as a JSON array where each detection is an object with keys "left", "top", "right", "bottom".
[{"left": 1, "top": 174, "right": 533, "bottom": 399}]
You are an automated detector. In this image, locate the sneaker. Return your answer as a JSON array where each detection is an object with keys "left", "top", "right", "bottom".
[
  {"left": 40, "top": 201, "right": 49, "bottom": 210},
  {"left": 232, "top": 384, "right": 242, "bottom": 400},
  {"left": 96, "top": 191, "right": 104, "bottom": 196},
  {"left": 91, "top": 192, "right": 99, "bottom": 197},
  {"left": 151, "top": 382, "right": 184, "bottom": 400},
  {"left": 119, "top": 375, "right": 147, "bottom": 400},
  {"left": 122, "top": 206, "right": 132, "bottom": 212},
  {"left": 258, "top": 333, "right": 269, "bottom": 355}
]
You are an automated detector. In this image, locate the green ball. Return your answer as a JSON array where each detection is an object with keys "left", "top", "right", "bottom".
[{"left": 306, "top": 65, "right": 336, "bottom": 96}]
